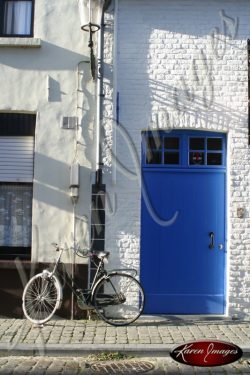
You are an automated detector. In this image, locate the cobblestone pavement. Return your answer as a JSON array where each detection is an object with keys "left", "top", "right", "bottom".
[
  {"left": 0, "top": 317, "right": 249, "bottom": 349},
  {"left": 0, "top": 316, "right": 249, "bottom": 373},
  {"left": 0, "top": 356, "right": 249, "bottom": 374}
]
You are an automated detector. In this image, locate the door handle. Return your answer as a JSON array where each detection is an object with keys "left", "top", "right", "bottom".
[{"left": 209, "top": 232, "right": 215, "bottom": 249}]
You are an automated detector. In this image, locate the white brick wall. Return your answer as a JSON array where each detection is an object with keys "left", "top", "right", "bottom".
[{"left": 103, "top": 0, "right": 250, "bottom": 318}]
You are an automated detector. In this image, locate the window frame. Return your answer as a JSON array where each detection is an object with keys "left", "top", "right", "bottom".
[
  {"left": 0, "top": 181, "right": 32, "bottom": 260},
  {"left": 188, "top": 136, "right": 225, "bottom": 167},
  {"left": 0, "top": 113, "right": 36, "bottom": 261},
  {"left": 0, "top": 0, "right": 35, "bottom": 38},
  {"left": 142, "top": 130, "right": 226, "bottom": 169}
]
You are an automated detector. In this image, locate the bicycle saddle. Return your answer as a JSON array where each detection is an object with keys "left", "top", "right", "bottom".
[{"left": 92, "top": 250, "right": 110, "bottom": 259}]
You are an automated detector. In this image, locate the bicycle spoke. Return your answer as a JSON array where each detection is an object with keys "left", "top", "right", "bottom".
[
  {"left": 39, "top": 285, "right": 55, "bottom": 301},
  {"left": 31, "top": 280, "right": 39, "bottom": 297},
  {"left": 44, "top": 298, "right": 57, "bottom": 309},
  {"left": 23, "top": 274, "right": 60, "bottom": 324},
  {"left": 41, "top": 302, "right": 51, "bottom": 317},
  {"left": 93, "top": 273, "right": 144, "bottom": 326},
  {"left": 40, "top": 279, "right": 49, "bottom": 296}
]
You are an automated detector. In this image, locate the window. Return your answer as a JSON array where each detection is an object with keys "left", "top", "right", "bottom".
[
  {"left": 189, "top": 138, "right": 205, "bottom": 165},
  {"left": 207, "top": 137, "right": 223, "bottom": 166},
  {"left": 143, "top": 131, "right": 226, "bottom": 168},
  {"left": 145, "top": 133, "right": 180, "bottom": 165},
  {"left": 0, "top": 113, "right": 35, "bottom": 260},
  {"left": 189, "top": 137, "right": 223, "bottom": 166},
  {"left": 0, "top": 0, "right": 34, "bottom": 37},
  {"left": 146, "top": 134, "right": 162, "bottom": 164},
  {"left": 164, "top": 137, "right": 180, "bottom": 165}
]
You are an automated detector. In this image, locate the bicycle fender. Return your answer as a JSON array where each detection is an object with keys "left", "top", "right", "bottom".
[
  {"left": 106, "top": 269, "right": 138, "bottom": 277},
  {"left": 55, "top": 276, "right": 63, "bottom": 309},
  {"left": 90, "top": 275, "right": 105, "bottom": 302}
]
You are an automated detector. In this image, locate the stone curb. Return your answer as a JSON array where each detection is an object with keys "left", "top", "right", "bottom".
[
  {"left": 0, "top": 343, "right": 249, "bottom": 358},
  {"left": 0, "top": 343, "right": 174, "bottom": 357}
]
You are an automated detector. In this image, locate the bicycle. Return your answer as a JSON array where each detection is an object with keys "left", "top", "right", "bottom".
[{"left": 22, "top": 243, "right": 145, "bottom": 326}]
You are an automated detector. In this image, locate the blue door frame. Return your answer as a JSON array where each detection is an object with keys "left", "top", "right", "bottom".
[{"left": 140, "top": 130, "right": 227, "bottom": 314}]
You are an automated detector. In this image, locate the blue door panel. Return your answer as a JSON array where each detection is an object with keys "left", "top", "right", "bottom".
[
  {"left": 141, "top": 131, "right": 226, "bottom": 314},
  {"left": 143, "top": 294, "right": 225, "bottom": 314}
]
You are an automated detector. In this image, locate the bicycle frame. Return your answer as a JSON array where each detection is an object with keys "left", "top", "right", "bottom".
[
  {"left": 49, "top": 245, "right": 140, "bottom": 310},
  {"left": 51, "top": 247, "right": 64, "bottom": 276},
  {"left": 49, "top": 246, "right": 107, "bottom": 302}
]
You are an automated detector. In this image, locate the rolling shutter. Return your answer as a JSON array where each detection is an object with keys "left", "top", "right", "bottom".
[{"left": 0, "top": 136, "right": 34, "bottom": 182}]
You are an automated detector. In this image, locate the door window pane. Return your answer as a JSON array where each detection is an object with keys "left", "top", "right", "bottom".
[
  {"left": 3, "top": 1, "right": 32, "bottom": 36},
  {"left": 207, "top": 138, "right": 223, "bottom": 151},
  {"left": 146, "top": 150, "right": 161, "bottom": 164},
  {"left": 147, "top": 135, "right": 161, "bottom": 150},
  {"left": 189, "top": 138, "right": 205, "bottom": 150},
  {"left": 207, "top": 153, "right": 222, "bottom": 165},
  {"left": 164, "top": 152, "right": 179, "bottom": 165},
  {"left": 164, "top": 137, "right": 179, "bottom": 150},
  {"left": 189, "top": 152, "right": 205, "bottom": 165}
]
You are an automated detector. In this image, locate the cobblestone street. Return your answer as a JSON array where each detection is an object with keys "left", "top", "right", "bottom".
[
  {"left": 0, "top": 356, "right": 249, "bottom": 374},
  {"left": 0, "top": 317, "right": 249, "bottom": 374}
]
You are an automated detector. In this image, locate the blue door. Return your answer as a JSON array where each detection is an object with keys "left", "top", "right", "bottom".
[{"left": 141, "top": 131, "right": 226, "bottom": 314}]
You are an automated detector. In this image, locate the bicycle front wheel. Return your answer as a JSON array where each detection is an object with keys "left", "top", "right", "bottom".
[
  {"left": 22, "top": 273, "right": 61, "bottom": 325},
  {"left": 92, "top": 272, "right": 145, "bottom": 326}
]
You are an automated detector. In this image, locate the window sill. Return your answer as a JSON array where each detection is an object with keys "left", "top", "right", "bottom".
[{"left": 0, "top": 37, "right": 41, "bottom": 48}]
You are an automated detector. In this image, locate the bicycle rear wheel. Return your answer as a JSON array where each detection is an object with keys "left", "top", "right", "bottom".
[
  {"left": 22, "top": 272, "right": 61, "bottom": 325},
  {"left": 92, "top": 272, "right": 145, "bottom": 326}
]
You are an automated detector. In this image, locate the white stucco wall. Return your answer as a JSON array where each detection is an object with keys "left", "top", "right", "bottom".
[
  {"left": 0, "top": 0, "right": 98, "bottom": 263},
  {"left": 103, "top": 0, "right": 250, "bottom": 318}
]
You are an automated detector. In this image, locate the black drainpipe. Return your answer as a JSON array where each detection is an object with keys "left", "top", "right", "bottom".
[{"left": 90, "top": 1, "right": 111, "bottom": 283}]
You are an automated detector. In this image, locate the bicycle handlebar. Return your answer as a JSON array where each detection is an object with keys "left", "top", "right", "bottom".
[
  {"left": 51, "top": 243, "right": 109, "bottom": 263},
  {"left": 51, "top": 243, "right": 92, "bottom": 257}
]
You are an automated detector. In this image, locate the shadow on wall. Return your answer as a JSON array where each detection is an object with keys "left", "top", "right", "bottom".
[
  {"left": 33, "top": 152, "right": 91, "bottom": 213},
  {"left": 0, "top": 42, "right": 89, "bottom": 70},
  {"left": 77, "top": 61, "right": 97, "bottom": 167},
  {"left": 148, "top": 78, "right": 247, "bottom": 132},
  {"left": 115, "top": 0, "right": 247, "bottom": 137},
  {"left": 32, "top": 59, "right": 96, "bottom": 212},
  {"left": 47, "top": 76, "right": 66, "bottom": 102}
]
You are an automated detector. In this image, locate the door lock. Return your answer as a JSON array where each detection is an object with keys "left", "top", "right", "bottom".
[{"left": 218, "top": 244, "right": 224, "bottom": 250}]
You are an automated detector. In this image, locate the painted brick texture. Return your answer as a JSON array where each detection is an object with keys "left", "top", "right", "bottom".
[{"left": 103, "top": 0, "right": 250, "bottom": 318}]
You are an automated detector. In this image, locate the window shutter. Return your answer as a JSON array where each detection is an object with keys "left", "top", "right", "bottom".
[{"left": 0, "top": 136, "right": 34, "bottom": 182}]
